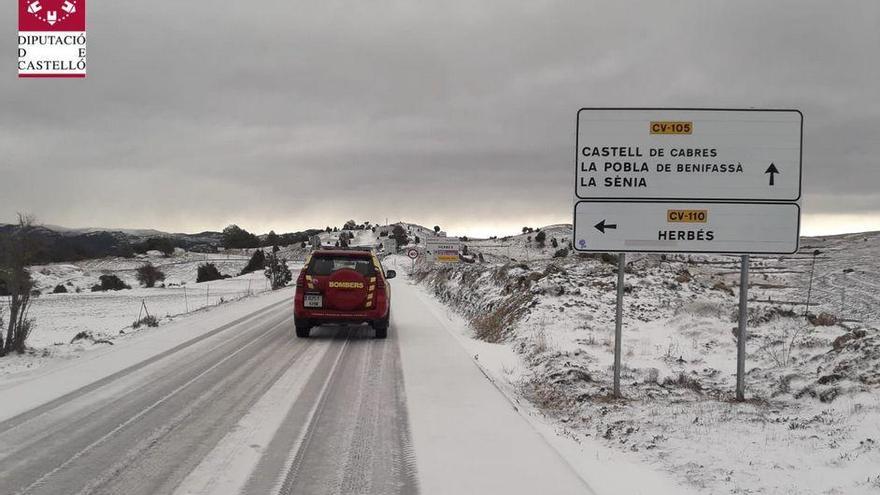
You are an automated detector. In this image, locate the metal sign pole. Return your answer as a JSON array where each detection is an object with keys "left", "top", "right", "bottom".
[
  {"left": 736, "top": 254, "right": 749, "bottom": 401},
  {"left": 841, "top": 268, "right": 853, "bottom": 317},
  {"left": 613, "top": 253, "right": 625, "bottom": 397}
]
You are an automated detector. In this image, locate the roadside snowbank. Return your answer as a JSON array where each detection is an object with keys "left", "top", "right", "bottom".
[
  {"left": 408, "top": 232, "right": 880, "bottom": 494},
  {"left": 394, "top": 266, "right": 698, "bottom": 495}
]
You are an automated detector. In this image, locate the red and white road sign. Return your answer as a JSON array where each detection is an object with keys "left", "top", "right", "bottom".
[{"left": 406, "top": 248, "right": 420, "bottom": 260}]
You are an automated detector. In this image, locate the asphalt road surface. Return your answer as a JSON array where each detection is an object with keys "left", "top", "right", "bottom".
[{"left": 0, "top": 279, "right": 592, "bottom": 495}]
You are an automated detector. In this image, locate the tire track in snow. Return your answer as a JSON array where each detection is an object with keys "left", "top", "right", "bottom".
[
  {"left": 244, "top": 324, "right": 419, "bottom": 495},
  {"left": 71, "top": 320, "right": 311, "bottom": 495},
  {"left": 273, "top": 329, "right": 352, "bottom": 495},
  {"left": 0, "top": 297, "right": 290, "bottom": 432},
  {"left": 172, "top": 338, "right": 330, "bottom": 495},
  {"left": 8, "top": 318, "right": 289, "bottom": 495},
  {"left": 0, "top": 304, "right": 291, "bottom": 470}
]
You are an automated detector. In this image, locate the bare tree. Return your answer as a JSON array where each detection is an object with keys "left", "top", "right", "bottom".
[{"left": 0, "top": 214, "right": 39, "bottom": 355}]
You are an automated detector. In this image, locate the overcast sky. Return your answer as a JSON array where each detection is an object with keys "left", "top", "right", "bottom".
[{"left": 3, "top": 0, "right": 879, "bottom": 237}]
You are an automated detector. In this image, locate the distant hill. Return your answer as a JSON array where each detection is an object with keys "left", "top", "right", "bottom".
[
  {"left": 0, "top": 223, "right": 330, "bottom": 264},
  {"left": 43, "top": 225, "right": 170, "bottom": 237},
  {"left": 0, "top": 224, "right": 225, "bottom": 263}
]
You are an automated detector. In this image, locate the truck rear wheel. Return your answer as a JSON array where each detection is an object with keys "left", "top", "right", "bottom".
[
  {"left": 294, "top": 317, "right": 311, "bottom": 338},
  {"left": 372, "top": 311, "right": 389, "bottom": 339}
]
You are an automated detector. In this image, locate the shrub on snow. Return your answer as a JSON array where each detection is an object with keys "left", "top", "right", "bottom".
[
  {"left": 132, "top": 315, "right": 159, "bottom": 329},
  {"left": 240, "top": 249, "right": 266, "bottom": 275},
  {"left": 91, "top": 274, "right": 130, "bottom": 292},
  {"left": 136, "top": 263, "right": 166, "bottom": 288},
  {"left": 196, "top": 263, "right": 227, "bottom": 283},
  {"left": 535, "top": 231, "right": 546, "bottom": 246}
]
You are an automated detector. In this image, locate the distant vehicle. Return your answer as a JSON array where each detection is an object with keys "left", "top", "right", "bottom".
[{"left": 294, "top": 248, "right": 396, "bottom": 339}]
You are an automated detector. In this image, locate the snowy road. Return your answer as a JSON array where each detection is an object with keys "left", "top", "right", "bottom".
[{"left": 0, "top": 279, "right": 592, "bottom": 494}]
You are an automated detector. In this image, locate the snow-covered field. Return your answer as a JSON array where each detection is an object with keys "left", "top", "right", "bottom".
[
  {"left": 0, "top": 227, "right": 387, "bottom": 377},
  {"left": 2, "top": 222, "right": 878, "bottom": 493},
  {"left": 0, "top": 249, "right": 305, "bottom": 376},
  {"left": 410, "top": 227, "right": 880, "bottom": 494}
]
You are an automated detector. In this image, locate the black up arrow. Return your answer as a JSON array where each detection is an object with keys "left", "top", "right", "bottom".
[
  {"left": 594, "top": 219, "right": 617, "bottom": 234},
  {"left": 765, "top": 163, "right": 780, "bottom": 186}
]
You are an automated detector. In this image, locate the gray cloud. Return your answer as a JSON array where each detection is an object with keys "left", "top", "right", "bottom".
[{"left": 2, "top": 0, "right": 878, "bottom": 236}]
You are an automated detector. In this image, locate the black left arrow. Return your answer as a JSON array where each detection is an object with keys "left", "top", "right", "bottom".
[
  {"left": 594, "top": 219, "right": 617, "bottom": 234},
  {"left": 765, "top": 163, "right": 779, "bottom": 186}
]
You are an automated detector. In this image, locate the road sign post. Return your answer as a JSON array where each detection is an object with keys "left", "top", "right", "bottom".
[
  {"left": 573, "top": 108, "right": 802, "bottom": 400},
  {"left": 613, "top": 253, "right": 625, "bottom": 398},
  {"left": 804, "top": 249, "right": 821, "bottom": 319},
  {"left": 736, "top": 255, "right": 749, "bottom": 401},
  {"left": 406, "top": 247, "right": 420, "bottom": 274}
]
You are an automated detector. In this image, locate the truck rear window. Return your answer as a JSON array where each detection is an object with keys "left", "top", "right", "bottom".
[{"left": 307, "top": 256, "right": 376, "bottom": 277}]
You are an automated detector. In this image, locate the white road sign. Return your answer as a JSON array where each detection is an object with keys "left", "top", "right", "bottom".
[
  {"left": 425, "top": 237, "right": 461, "bottom": 263},
  {"left": 573, "top": 201, "right": 800, "bottom": 254},
  {"left": 576, "top": 108, "right": 802, "bottom": 201}
]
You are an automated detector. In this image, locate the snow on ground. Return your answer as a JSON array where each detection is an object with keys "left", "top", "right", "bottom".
[
  {"left": 0, "top": 286, "right": 296, "bottom": 421},
  {"left": 173, "top": 339, "right": 330, "bottom": 495},
  {"left": 387, "top": 257, "right": 697, "bottom": 495},
  {"left": 0, "top": 249, "right": 304, "bottom": 377},
  {"left": 5, "top": 222, "right": 877, "bottom": 492},
  {"left": 798, "top": 232, "right": 880, "bottom": 327},
  {"left": 408, "top": 228, "right": 880, "bottom": 495}
]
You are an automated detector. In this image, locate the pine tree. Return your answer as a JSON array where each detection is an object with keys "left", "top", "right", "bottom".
[
  {"left": 264, "top": 252, "right": 292, "bottom": 289},
  {"left": 391, "top": 225, "right": 409, "bottom": 248},
  {"left": 265, "top": 230, "right": 279, "bottom": 247}
]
